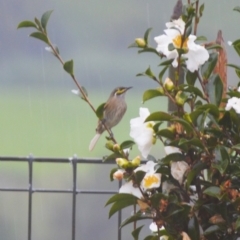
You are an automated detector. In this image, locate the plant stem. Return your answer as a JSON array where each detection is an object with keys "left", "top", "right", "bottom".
[{"left": 194, "top": 0, "right": 199, "bottom": 35}]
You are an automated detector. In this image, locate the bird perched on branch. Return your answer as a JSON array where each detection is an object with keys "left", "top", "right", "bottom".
[{"left": 89, "top": 86, "right": 132, "bottom": 151}]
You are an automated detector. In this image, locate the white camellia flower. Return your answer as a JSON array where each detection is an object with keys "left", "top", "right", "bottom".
[
  {"left": 154, "top": 18, "right": 209, "bottom": 72},
  {"left": 119, "top": 181, "right": 143, "bottom": 199},
  {"left": 130, "top": 108, "right": 156, "bottom": 158},
  {"left": 171, "top": 161, "right": 189, "bottom": 184},
  {"left": 135, "top": 161, "right": 161, "bottom": 191},
  {"left": 164, "top": 146, "right": 189, "bottom": 184},
  {"left": 225, "top": 96, "right": 240, "bottom": 114}
]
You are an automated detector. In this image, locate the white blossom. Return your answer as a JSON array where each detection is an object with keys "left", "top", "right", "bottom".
[
  {"left": 119, "top": 181, "right": 143, "bottom": 199},
  {"left": 171, "top": 161, "right": 189, "bottom": 184},
  {"left": 135, "top": 161, "right": 161, "bottom": 191},
  {"left": 225, "top": 96, "right": 240, "bottom": 114},
  {"left": 154, "top": 18, "right": 209, "bottom": 72},
  {"left": 130, "top": 108, "right": 156, "bottom": 158}
]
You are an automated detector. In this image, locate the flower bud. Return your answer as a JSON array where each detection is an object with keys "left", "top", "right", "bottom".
[
  {"left": 164, "top": 77, "right": 174, "bottom": 91},
  {"left": 131, "top": 156, "right": 141, "bottom": 167},
  {"left": 113, "top": 169, "right": 124, "bottom": 180},
  {"left": 135, "top": 38, "right": 146, "bottom": 48},
  {"left": 157, "top": 87, "right": 164, "bottom": 94},
  {"left": 113, "top": 144, "right": 120, "bottom": 151},
  {"left": 105, "top": 141, "right": 114, "bottom": 151},
  {"left": 175, "top": 91, "right": 187, "bottom": 106},
  {"left": 116, "top": 158, "right": 129, "bottom": 168}
]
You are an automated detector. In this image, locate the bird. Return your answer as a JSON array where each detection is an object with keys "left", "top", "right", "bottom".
[{"left": 89, "top": 86, "right": 132, "bottom": 151}]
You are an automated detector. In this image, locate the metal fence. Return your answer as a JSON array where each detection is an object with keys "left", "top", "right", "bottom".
[{"left": 0, "top": 155, "right": 122, "bottom": 240}]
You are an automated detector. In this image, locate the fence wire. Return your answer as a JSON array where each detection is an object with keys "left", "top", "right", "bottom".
[{"left": 0, "top": 155, "right": 122, "bottom": 240}]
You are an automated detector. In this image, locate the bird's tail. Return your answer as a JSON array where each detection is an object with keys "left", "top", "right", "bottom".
[{"left": 89, "top": 133, "right": 101, "bottom": 151}]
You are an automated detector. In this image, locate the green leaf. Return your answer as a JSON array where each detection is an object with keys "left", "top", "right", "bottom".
[
  {"left": 212, "top": 146, "right": 229, "bottom": 174},
  {"left": 107, "top": 195, "right": 138, "bottom": 218},
  {"left": 179, "top": 138, "right": 204, "bottom": 150},
  {"left": 206, "top": 44, "right": 222, "bottom": 51},
  {"left": 196, "top": 36, "right": 207, "bottom": 41},
  {"left": 170, "top": 118, "right": 193, "bottom": 134},
  {"left": 203, "top": 186, "right": 221, "bottom": 198},
  {"left": 34, "top": 18, "right": 42, "bottom": 29},
  {"left": 188, "top": 215, "right": 200, "bottom": 240},
  {"left": 120, "top": 212, "right": 152, "bottom": 228},
  {"left": 204, "top": 225, "right": 220, "bottom": 236},
  {"left": 161, "top": 152, "right": 185, "bottom": 164},
  {"left": 201, "top": 52, "right": 218, "bottom": 80},
  {"left": 96, "top": 102, "right": 105, "bottom": 119},
  {"left": 144, "top": 28, "right": 152, "bottom": 42},
  {"left": 157, "top": 129, "right": 175, "bottom": 140},
  {"left": 150, "top": 193, "right": 167, "bottom": 208},
  {"left": 186, "top": 70, "right": 198, "bottom": 86},
  {"left": 132, "top": 225, "right": 144, "bottom": 240},
  {"left": 199, "top": 3, "right": 204, "bottom": 17},
  {"left": 207, "top": 74, "right": 223, "bottom": 106},
  {"left": 142, "top": 89, "right": 164, "bottom": 103},
  {"left": 29, "top": 32, "right": 49, "bottom": 44},
  {"left": 197, "top": 104, "right": 220, "bottom": 119},
  {"left": 63, "top": 59, "right": 74, "bottom": 75},
  {"left": 138, "top": 47, "right": 159, "bottom": 56},
  {"left": 120, "top": 140, "right": 135, "bottom": 149},
  {"left": 17, "top": 20, "right": 37, "bottom": 29},
  {"left": 145, "top": 66, "right": 156, "bottom": 79},
  {"left": 227, "top": 63, "right": 240, "bottom": 71},
  {"left": 233, "top": 6, "right": 240, "bottom": 13},
  {"left": 78, "top": 86, "right": 88, "bottom": 101},
  {"left": 236, "top": 216, "right": 240, "bottom": 230},
  {"left": 144, "top": 236, "right": 159, "bottom": 240},
  {"left": 159, "top": 65, "right": 169, "bottom": 82},
  {"left": 232, "top": 143, "right": 240, "bottom": 150},
  {"left": 179, "top": 84, "right": 204, "bottom": 99},
  {"left": 135, "top": 171, "right": 146, "bottom": 185},
  {"left": 186, "top": 161, "right": 207, "bottom": 189},
  {"left": 145, "top": 112, "right": 172, "bottom": 122},
  {"left": 231, "top": 39, "right": 240, "bottom": 57},
  {"left": 41, "top": 10, "right": 53, "bottom": 31},
  {"left": 159, "top": 59, "right": 174, "bottom": 66}
]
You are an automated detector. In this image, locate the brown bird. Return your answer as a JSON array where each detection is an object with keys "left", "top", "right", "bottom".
[{"left": 89, "top": 86, "right": 132, "bottom": 151}]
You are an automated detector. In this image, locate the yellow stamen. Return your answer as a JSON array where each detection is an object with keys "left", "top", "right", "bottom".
[
  {"left": 172, "top": 35, "right": 188, "bottom": 49},
  {"left": 143, "top": 175, "right": 159, "bottom": 188}
]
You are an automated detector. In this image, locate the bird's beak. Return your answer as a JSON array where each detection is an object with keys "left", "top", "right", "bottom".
[{"left": 126, "top": 86, "right": 132, "bottom": 91}]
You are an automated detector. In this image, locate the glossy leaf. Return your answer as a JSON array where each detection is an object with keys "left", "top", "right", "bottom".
[
  {"left": 108, "top": 195, "right": 138, "bottom": 218},
  {"left": 179, "top": 138, "right": 204, "bottom": 150},
  {"left": 188, "top": 215, "right": 200, "bottom": 240},
  {"left": 120, "top": 212, "right": 152, "bottom": 228},
  {"left": 120, "top": 140, "right": 135, "bottom": 149},
  {"left": 159, "top": 65, "right": 169, "bottom": 82},
  {"left": 231, "top": 39, "right": 240, "bottom": 56},
  {"left": 206, "top": 44, "right": 222, "bottom": 51},
  {"left": 186, "top": 70, "right": 198, "bottom": 86},
  {"left": 145, "top": 112, "right": 172, "bottom": 122},
  {"left": 138, "top": 47, "right": 159, "bottom": 56},
  {"left": 203, "top": 186, "right": 221, "bottom": 198},
  {"left": 201, "top": 52, "right": 218, "bottom": 80},
  {"left": 103, "top": 152, "right": 122, "bottom": 162},
  {"left": 236, "top": 216, "right": 240, "bottom": 230},
  {"left": 186, "top": 161, "right": 207, "bottom": 189},
  {"left": 157, "top": 129, "right": 175, "bottom": 140},
  {"left": 159, "top": 59, "right": 174, "bottom": 66},
  {"left": 197, "top": 104, "right": 219, "bottom": 119},
  {"left": 96, "top": 102, "right": 105, "bottom": 119},
  {"left": 30, "top": 32, "right": 49, "bottom": 44},
  {"left": 207, "top": 74, "right": 223, "bottom": 106},
  {"left": 17, "top": 20, "right": 37, "bottom": 29},
  {"left": 143, "top": 28, "right": 152, "bottom": 42},
  {"left": 135, "top": 171, "right": 146, "bottom": 185},
  {"left": 232, "top": 143, "right": 240, "bottom": 150},
  {"left": 63, "top": 59, "right": 74, "bottom": 75},
  {"left": 144, "top": 236, "right": 159, "bottom": 240},
  {"left": 234, "top": 6, "right": 240, "bottom": 12},
  {"left": 170, "top": 118, "right": 193, "bottom": 134},
  {"left": 179, "top": 84, "right": 204, "bottom": 99},
  {"left": 212, "top": 146, "right": 229, "bottom": 174},
  {"left": 204, "top": 225, "right": 220, "bottom": 236},
  {"left": 132, "top": 225, "right": 144, "bottom": 240},
  {"left": 41, "top": 10, "right": 53, "bottom": 31},
  {"left": 161, "top": 152, "right": 185, "bottom": 164},
  {"left": 142, "top": 89, "right": 164, "bottom": 103}
]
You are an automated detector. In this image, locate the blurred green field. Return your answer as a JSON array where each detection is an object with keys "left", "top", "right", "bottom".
[{"left": 0, "top": 87, "right": 167, "bottom": 159}]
